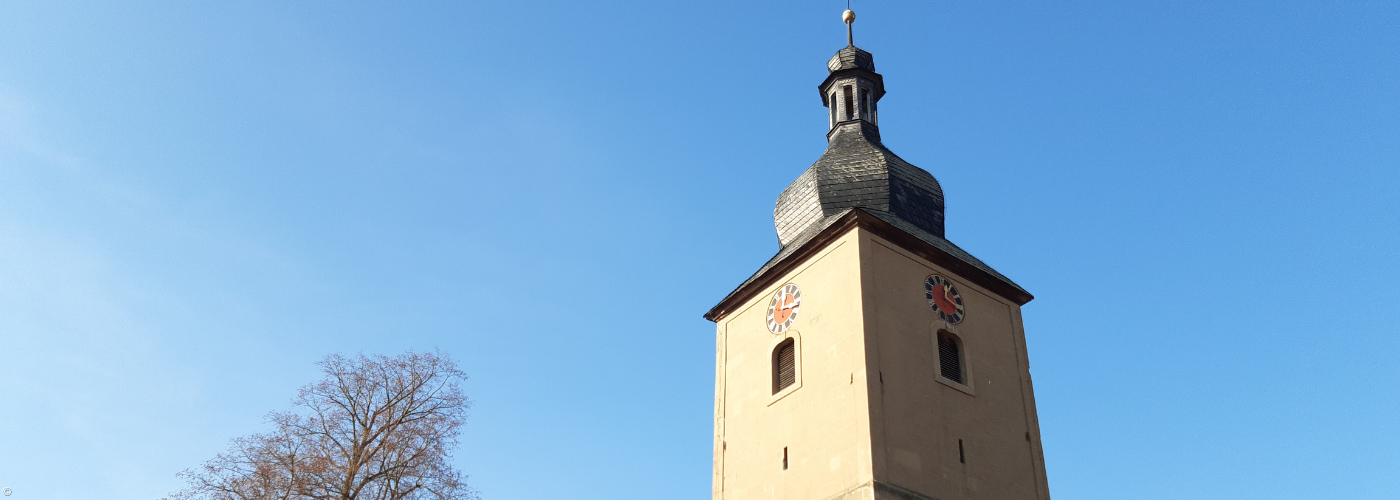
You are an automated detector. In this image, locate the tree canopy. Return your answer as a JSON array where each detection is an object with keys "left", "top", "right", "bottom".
[{"left": 167, "top": 351, "right": 476, "bottom": 500}]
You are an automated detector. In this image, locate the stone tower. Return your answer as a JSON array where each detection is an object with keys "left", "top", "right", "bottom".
[{"left": 702, "top": 12, "right": 1051, "bottom": 500}]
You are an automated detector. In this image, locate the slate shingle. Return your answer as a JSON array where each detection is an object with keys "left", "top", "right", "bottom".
[{"left": 773, "top": 121, "right": 946, "bottom": 246}]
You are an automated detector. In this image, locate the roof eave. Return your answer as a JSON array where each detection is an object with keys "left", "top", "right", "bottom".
[{"left": 702, "top": 209, "right": 1032, "bottom": 323}]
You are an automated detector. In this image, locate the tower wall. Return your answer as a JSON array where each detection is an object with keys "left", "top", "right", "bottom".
[
  {"left": 859, "top": 229, "right": 1050, "bottom": 500},
  {"left": 711, "top": 227, "right": 1050, "bottom": 500},
  {"left": 713, "top": 229, "right": 875, "bottom": 500}
]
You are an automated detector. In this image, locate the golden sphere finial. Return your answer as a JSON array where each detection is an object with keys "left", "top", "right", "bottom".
[{"left": 843, "top": 9, "right": 856, "bottom": 24}]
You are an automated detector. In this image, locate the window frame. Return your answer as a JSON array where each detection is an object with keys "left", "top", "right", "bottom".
[
  {"left": 772, "top": 338, "right": 796, "bottom": 394},
  {"left": 768, "top": 330, "right": 803, "bottom": 405},
  {"left": 934, "top": 328, "right": 975, "bottom": 396}
]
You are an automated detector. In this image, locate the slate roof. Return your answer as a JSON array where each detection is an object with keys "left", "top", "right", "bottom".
[
  {"left": 827, "top": 45, "right": 876, "bottom": 72},
  {"left": 773, "top": 121, "right": 946, "bottom": 247}
]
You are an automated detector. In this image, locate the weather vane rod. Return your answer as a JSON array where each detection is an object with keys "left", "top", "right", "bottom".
[{"left": 843, "top": 7, "right": 856, "bottom": 46}]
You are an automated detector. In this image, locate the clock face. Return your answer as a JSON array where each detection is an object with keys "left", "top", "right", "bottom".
[
  {"left": 925, "top": 274, "right": 965, "bottom": 324},
  {"left": 765, "top": 284, "right": 802, "bottom": 334}
]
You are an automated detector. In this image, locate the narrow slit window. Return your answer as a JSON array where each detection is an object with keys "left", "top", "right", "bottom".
[
  {"left": 773, "top": 339, "right": 796, "bottom": 394},
  {"left": 938, "top": 331, "right": 964, "bottom": 384},
  {"left": 843, "top": 86, "right": 855, "bottom": 120},
  {"left": 958, "top": 439, "right": 965, "bottom": 464},
  {"left": 851, "top": 86, "right": 862, "bottom": 117},
  {"left": 829, "top": 93, "right": 837, "bottom": 127},
  {"left": 858, "top": 87, "right": 867, "bottom": 118},
  {"left": 782, "top": 447, "right": 789, "bottom": 470}
]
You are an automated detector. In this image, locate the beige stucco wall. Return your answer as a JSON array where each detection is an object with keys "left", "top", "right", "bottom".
[
  {"left": 858, "top": 229, "right": 1049, "bottom": 500},
  {"left": 713, "top": 227, "right": 1049, "bottom": 500},
  {"left": 714, "top": 230, "right": 873, "bottom": 500}
]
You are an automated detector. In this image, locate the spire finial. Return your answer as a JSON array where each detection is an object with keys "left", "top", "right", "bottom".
[{"left": 843, "top": 9, "right": 856, "bottom": 46}]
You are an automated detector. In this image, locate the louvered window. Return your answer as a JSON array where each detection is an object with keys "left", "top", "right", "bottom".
[
  {"left": 938, "top": 332, "right": 963, "bottom": 384},
  {"left": 773, "top": 339, "right": 796, "bottom": 394}
]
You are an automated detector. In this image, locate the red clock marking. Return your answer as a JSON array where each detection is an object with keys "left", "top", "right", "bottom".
[
  {"left": 931, "top": 286, "right": 958, "bottom": 315},
  {"left": 773, "top": 296, "right": 796, "bottom": 324},
  {"left": 924, "top": 274, "right": 965, "bottom": 324},
  {"left": 766, "top": 284, "right": 802, "bottom": 333}
]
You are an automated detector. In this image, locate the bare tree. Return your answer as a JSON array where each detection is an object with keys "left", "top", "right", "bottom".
[{"left": 167, "top": 351, "right": 476, "bottom": 500}]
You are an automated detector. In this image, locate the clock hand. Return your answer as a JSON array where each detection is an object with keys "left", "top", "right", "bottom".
[{"left": 943, "top": 286, "right": 956, "bottom": 306}]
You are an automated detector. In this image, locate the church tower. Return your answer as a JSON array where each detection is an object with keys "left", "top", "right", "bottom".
[{"left": 703, "top": 11, "right": 1051, "bottom": 500}]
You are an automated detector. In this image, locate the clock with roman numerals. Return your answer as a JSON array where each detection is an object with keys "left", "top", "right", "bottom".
[
  {"left": 765, "top": 283, "right": 802, "bottom": 334},
  {"left": 925, "top": 274, "right": 965, "bottom": 324}
]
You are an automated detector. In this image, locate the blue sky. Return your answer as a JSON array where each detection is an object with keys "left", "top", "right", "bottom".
[{"left": 1, "top": 1, "right": 1397, "bottom": 499}]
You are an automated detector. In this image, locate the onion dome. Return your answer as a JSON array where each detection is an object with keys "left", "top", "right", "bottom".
[{"left": 772, "top": 21, "right": 945, "bottom": 247}]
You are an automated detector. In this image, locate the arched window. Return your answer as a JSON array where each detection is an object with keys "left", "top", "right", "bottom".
[
  {"left": 937, "top": 331, "right": 964, "bottom": 384},
  {"left": 773, "top": 338, "right": 796, "bottom": 394}
]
